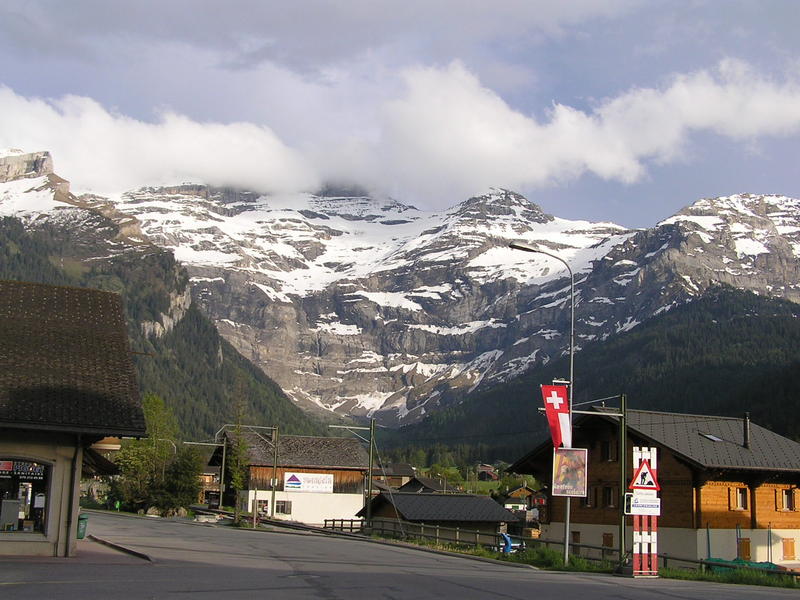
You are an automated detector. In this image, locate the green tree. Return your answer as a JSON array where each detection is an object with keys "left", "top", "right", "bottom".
[
  {"left": 110, "top": 393, "right": 200, "bottom": 514},
  {"left": 226, "top": 392, "right": 250, "bottom": 523}
]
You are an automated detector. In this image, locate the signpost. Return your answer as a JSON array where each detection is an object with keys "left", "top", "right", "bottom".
[{"left": 628, "top": 447, "right": 660, "bottom": 577}]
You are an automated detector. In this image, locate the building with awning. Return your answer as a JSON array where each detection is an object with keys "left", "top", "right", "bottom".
[{"left": 0, "top": 280, "right": 145, "bottom": 557}]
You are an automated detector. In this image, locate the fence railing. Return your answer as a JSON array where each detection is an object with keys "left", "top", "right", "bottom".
[
  {"left": 323, "top": 519, "right": 364, "bottom": 533},
  {"left": 323, "top": 519, "right": 796, "bottom": 578}
]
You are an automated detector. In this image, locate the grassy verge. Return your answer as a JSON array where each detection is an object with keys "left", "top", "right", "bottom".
[
  {"left": 660, "top": 566, "right": 799, "bottom": 588},
  {"left": 376, "top": 535, "right": 798, "bottom": 588},
  {"left": 377, "top": 535, "right": 613, "bottom": 573}
]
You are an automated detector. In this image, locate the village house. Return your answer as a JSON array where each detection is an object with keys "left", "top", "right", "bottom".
[
  {"left": 371, "top": 463, "right": 415, "bottom": 489},
  {"left": 358, "top": 491, "right": 519, "bottom": 545},
  {"left": 510, "top": 409, "right": 800, "bottom": 566},
  {"left": 0, "top": 280, "right": 145, "bottom": 557},
  {"left": 219, "top": 431, "right": 370, "bottom": 525},
  {"left": 398, "top": 475, "right": 450, "bottom": 494}
]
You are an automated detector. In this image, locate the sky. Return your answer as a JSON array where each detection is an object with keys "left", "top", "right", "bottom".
[{"left": 1, "top": 0, "right": 799, "bottom": 227}]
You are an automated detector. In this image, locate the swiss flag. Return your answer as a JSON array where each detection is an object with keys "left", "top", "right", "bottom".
[{"left": 541, "top": 385, "right": 571, "bottom": 448}]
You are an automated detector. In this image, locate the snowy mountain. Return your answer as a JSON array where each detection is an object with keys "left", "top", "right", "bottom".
[{"left": 2, "top": 150, "right": 800, "bottom": 427}]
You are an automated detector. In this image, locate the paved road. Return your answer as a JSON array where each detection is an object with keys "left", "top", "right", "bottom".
[{"left": 1, "top": 512, "right": 797, "bottom": 599}]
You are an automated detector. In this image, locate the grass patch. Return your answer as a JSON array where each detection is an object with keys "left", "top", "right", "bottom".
[
  {"left": 373, "top": 535, "right": 613, "bottom": 573},
  {"left": 660, "top": 566, "right": 799, "bottom": 589}
]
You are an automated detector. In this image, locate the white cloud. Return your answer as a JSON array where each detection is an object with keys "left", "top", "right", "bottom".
[
  {"left": 0, "top": 87, "right": 319, "bottom": 195},
  {"left": 354, "top": 60, "right": 800, "bottom": 203},
  {"left": 1, "top": 59, "right": 800, "bottom": 205}
]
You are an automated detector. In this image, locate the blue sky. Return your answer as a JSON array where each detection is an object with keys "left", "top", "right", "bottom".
[{"left": 1, "top": 1, "right": 799, "bottom": 227}]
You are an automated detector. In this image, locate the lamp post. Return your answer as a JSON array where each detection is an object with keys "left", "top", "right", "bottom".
[{"left": 509, "top": 242, "right": 574, "bottom": 566}]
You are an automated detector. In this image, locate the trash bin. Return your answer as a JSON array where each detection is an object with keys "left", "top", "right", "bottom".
[{"left": 76, "top": 513, "right": 89, "bottom": 539}]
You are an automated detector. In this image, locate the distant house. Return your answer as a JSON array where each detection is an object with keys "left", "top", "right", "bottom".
[
  {"left": 398, "top": 476, "right": 449, "bottom": 494},
  {"left": 372, "top": 463, "right": 415, "bottom": 488},
  {"left": 358, "top": 492, "right": 519, "bottom": 543},
  {"left": 0, "top": 280, "right": 145, "bottom": 557},
  {"left": 218, "top": 432, "right": 369, "bottom": 525},
  {"left": 510, "top": 409, "right": 800, "bottom": 566},
  {"left": 476, "top": 463, "right": 500, "bottom": 481}
]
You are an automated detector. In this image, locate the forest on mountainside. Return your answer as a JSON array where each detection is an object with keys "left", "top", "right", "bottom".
[
  {"left": 0, "top": 216, "right": 326, "bottom": 440},
  {"left": 381, "top": 286, "right": 800, "bottom": 467}
]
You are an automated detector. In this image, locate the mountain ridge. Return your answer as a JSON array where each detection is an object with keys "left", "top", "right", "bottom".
[{"left": 2, "top": 149, "right": 799, "bottom": 429}]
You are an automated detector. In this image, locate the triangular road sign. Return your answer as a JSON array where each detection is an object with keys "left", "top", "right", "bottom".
[{"left": 629, "top": 459, "right": 660, "bottom": 491}]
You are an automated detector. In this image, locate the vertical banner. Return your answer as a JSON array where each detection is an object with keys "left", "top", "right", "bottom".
[
  {"left": 552, "top": 448, "right": 587, "bottom": 497},
  {"left": 540, "top": 385, "right": 571, "bottom": 448}
]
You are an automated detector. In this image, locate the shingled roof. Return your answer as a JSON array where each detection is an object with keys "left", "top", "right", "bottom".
[
  {"left": 510, "top": 408, "right": 800, "bottom": 475},
  {"left": 358, "top": 492, "right": 519, "bottom": 523},
  {"left": 233, "top": 430, "right": 369, "bottom": 470},
  {"left": 0, "top": 280, "right": 145, "bottom": 437},
  {"left": 623, "top": 410, "right": 800, "bottom": 472}
]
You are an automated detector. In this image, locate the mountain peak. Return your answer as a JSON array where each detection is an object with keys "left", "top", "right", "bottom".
[
  {"left": 0, "top": 150, "right": 53, "bottom": 183},
  {"left": 453, "top": 188, "right": 552, "bottom": 224}
]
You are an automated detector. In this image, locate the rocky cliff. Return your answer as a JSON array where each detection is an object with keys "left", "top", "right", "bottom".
[{"left": 3, "top": 150, "right": 799, "bottom": 428}]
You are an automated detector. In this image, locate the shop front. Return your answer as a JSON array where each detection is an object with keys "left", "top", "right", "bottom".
[{"left": 0, "top": 459, "right": 50, "bottom": 533}]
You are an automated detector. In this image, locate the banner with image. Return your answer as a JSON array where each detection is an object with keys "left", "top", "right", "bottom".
[{"left": 552, "top": 448, "right": 587, "bottom": 497}]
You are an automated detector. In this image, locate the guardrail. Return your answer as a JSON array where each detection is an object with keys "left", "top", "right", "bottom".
[{"left": 526, "top": 535, "right": 795, "bottom": 577}]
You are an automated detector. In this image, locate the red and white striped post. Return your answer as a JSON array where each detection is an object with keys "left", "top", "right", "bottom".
[{"left": 631, "top": 446, "right": 659, "bottom": 577}]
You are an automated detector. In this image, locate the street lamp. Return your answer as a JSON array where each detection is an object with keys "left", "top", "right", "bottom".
[{"left": 509, "top": 242, "right": 574, "bottom": 566}]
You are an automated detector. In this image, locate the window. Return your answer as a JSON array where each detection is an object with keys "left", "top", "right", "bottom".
[
  {"left": 600, "top": 440, "right": 617, "bottom": 462},
  {"left": 256, "top": 499, "right": 269, "bottom": 515},
  {"left": 0, "top": 460, "right": 50, "bottom": 534},
  {"left": 602, "top": 533, "right": 614, "bottom": 548},
  {"left": 571, "top": 531, "right": 581, "bottom": 544},
  {"left": 782, "top": 489, "right": 795, "bottom": 511},
  {"left": 580, "top": 487, "right": 594, "bottom": 508},
  {"left": 275, "top": 500, "right": 292, "bottom": 515},
  {"left": 731, "top": 487, "right": 748, "bottom": 510},
  {"left": 603, "top": 486, "right": 616, "bottom": 508}
]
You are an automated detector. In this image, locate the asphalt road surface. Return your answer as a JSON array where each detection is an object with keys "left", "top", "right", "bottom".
[{"left": 1, "top": 512, "right": 797, "bottom": 599}]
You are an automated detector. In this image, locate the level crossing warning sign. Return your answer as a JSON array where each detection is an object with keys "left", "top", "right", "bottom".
[{"left": 629, "top": 459, "right": 660, "bottom": 491}]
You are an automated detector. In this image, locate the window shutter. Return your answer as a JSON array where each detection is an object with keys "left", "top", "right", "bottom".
[
  {"left": 775, "top": 489, "right": 780, "bottom": 511},
  {"left": 728, "top": 487, "right": 733, "bottom": 510}
]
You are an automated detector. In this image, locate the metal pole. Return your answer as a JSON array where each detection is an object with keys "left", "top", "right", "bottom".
[
  {"left": 565, "top": 258, "right": 574, "bottom": 567},
  {"left": 619, "top": 393, "right": 627, "bottom": 566},
  {"left": 367, "top": 418, "right": 375, "bottom": 524},
  {"left": 219, "top": 439, "right": 227, "bottom": 510},
  {"left": 271, "top": 425, "right": 279, "bottom": 518},
  {"left": 509, "top": 242, "right": 574, "bottom": 567}
]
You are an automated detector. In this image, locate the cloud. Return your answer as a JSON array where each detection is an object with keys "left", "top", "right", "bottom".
[
  {"left": 353, "top": 60, "right": 800, "bottom": 203},
  {"left": 0, "top": 87, "right": 319, "bottom": 194},
  {"left": 1, "top": 59, "right": 800, "bottom": 206}
]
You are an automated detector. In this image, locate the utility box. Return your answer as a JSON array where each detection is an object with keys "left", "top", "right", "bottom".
[{"left": 76, "top": 513, "right": 89, "bottom": 539}]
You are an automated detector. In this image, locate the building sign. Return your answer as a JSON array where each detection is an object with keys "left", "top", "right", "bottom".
[
  {"left": 0, "top": 460, "right": 12, "bottom": 478},
  {"left": 13, "top": 461, "right": 46, "bottom": 481},
  {"left": 551, "top": 448, "right": 587, "bottom": 497},
  {"left": 283, "top": 472, "right": 333, "bottom": 493}
]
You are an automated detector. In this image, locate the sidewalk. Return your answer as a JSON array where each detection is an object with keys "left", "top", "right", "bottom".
[{"left": 0, "top": 538, "right": 149, "bottom": 565}]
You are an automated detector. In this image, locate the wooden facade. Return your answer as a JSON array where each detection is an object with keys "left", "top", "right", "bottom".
[
  {"left": 249, "top": 465, "right": 364, "bottom": 494},
  {"left": 538, "top": 417, "right": 800, "bottom": 532}
]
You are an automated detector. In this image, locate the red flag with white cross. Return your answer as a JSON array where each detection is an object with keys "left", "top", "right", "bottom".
[{"left": 541, "top": 385, "right": 571, "bottom": 448}]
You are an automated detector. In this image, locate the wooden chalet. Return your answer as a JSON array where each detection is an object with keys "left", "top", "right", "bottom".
[
  {"left": 371, "top": 462, "right": 415, "bottom": 488},
  {"left": 510, "top": 409, "right": 800, "bottom": 565},
  {"left": 358, "top": 492, "right": 519, "bottom": 543},
  {"left": 398, "top": 476, "right": 449, "bottom": 494},
  {"left": 0, "top": 280, "right": 145, "bottom": 557},
  {"left": 217, "top": 431, "right": 369, "bottom": 525}
]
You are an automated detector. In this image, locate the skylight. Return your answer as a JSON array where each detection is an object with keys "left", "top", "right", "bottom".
[{"left": 700, "top": 433, "right": 723, "bottom": 442}]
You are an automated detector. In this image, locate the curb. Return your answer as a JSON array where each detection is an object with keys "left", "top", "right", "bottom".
[{"left": 87, "top": 534, "right": 154, "bottom": 563}]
